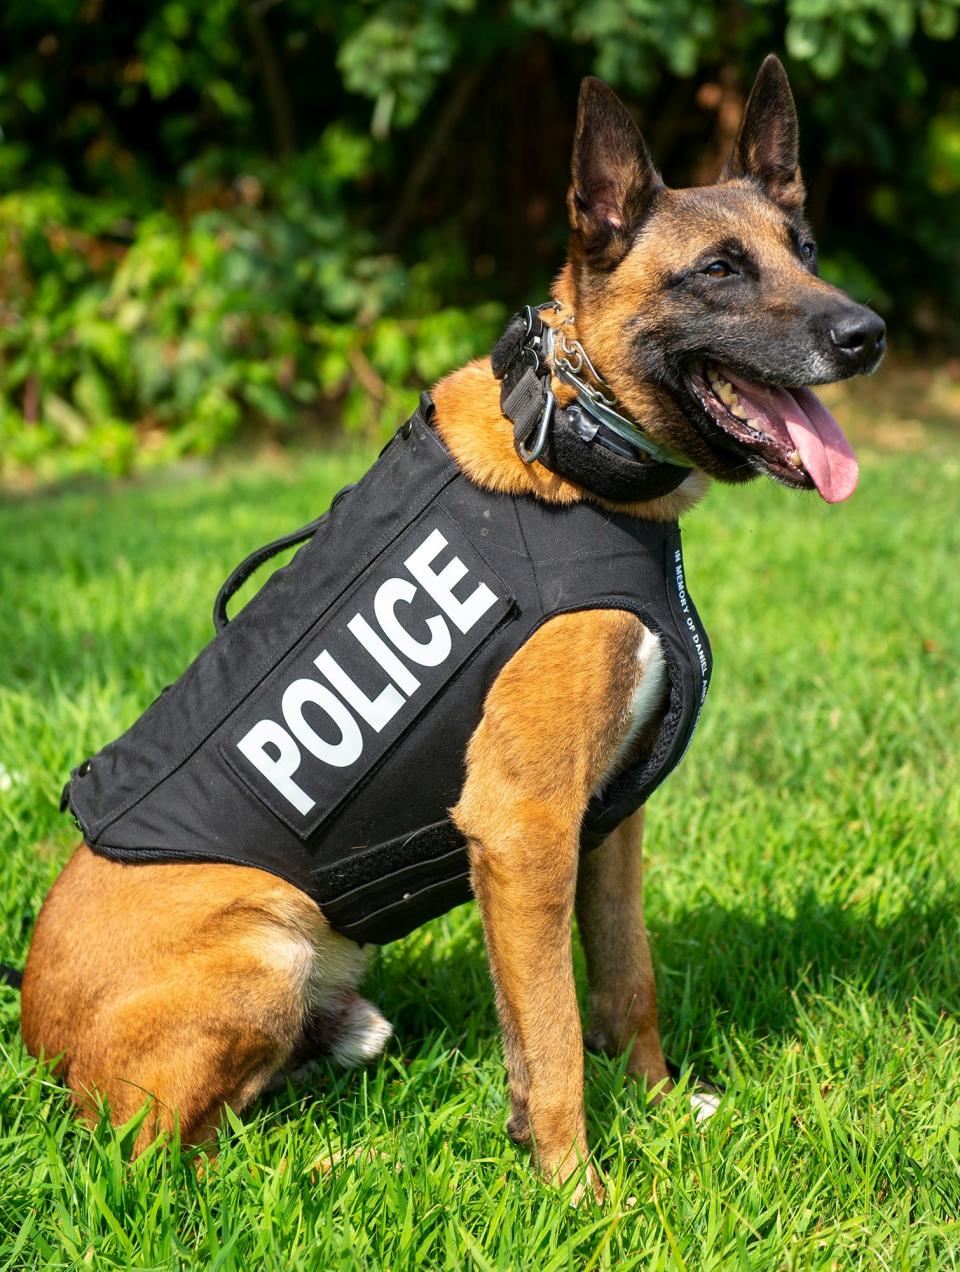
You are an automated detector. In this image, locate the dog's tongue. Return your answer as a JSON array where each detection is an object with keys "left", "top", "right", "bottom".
[{"left": 726, "top": 375, "right": 860, "bottom": 503}]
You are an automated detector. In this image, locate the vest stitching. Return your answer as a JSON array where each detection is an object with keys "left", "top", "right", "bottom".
[{"left": 511, "top": 497, "right": 543, "bottom": 612}]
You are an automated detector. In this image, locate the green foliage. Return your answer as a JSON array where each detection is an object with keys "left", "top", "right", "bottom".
[
  {"left": 338, "top": 0, "right": 474, "bottom": 137},
  {"left": 0, "top": 0, "right": 957, "bottom": 480},
  {"left": 0, "top": 124, "right": 504, "bottom": 481},
  {"left": 2, "top": 440, "right": 960, "bottom": 1265}
]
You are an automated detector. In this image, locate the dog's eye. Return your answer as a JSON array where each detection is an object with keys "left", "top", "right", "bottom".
[
  {"left": 702, "top": 260, "right": 733, "bottom": 279},
  {"left": 800, "top": 242, "right": 816, "bottom": 262}
]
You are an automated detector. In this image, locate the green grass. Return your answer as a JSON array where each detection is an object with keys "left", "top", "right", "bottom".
[{"left": 1, "top": 437, "right": 958, "bottom": 1270}]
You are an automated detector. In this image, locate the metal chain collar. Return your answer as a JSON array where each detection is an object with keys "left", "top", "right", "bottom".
[{"left": 534, "top": 307, "right": 694, "bottom": 469}]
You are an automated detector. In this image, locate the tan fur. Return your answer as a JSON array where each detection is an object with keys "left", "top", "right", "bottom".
[{"left": 576, "top": 811, "right": 667, "bottom": 1082}]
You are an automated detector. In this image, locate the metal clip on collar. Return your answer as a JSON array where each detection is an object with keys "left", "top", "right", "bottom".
[
  {"left": 517, "top": 307, "right": 555, "bottom": 464},
  {"left": 494, "top": 302, "right": 694, "bottom": 501},
  {"left": 517, "top": 388, "right": 554, "bottom": 464},
  {"left": 500, "top": 304, "right": 558, "bottom": 465}
]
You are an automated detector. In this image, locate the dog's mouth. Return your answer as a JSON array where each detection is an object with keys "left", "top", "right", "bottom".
[{"left": 684, "top": 363, "right": 859, "bottom": 503}]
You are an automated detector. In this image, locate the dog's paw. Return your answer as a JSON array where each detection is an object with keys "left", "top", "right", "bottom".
[
  {"left": 583, "top": 1026, "right": 610, "bottom": 1053},
  {"left": 506, "top": 1107, "right": 531, "bottom": 1146},
  {"left": 564, "top": 1163, "right": 605, "bottom": 1208},
  {"left": 328, "top": 995, "right": 393, "bottom": 1068},
  {"left": 273, "top": 991, "right": 393, "bottom": 1087},
  {"left": 690, "top": 1079, "right": 721, "bottom": 1123}
]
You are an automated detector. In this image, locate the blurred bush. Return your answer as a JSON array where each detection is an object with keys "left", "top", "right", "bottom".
[
  {"left": 0, "top": 0, "right": 957, "bottom": 481},
  {"left": 0, "top": 134, "right": 503, "bottom": 478}
]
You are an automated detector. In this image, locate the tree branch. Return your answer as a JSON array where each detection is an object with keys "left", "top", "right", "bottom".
[
  {"left": 242, "top": 0, "right": 297, "bottom": 158},
  {"left": 382, "top": 63, "right": 485, "bottom": 252}
]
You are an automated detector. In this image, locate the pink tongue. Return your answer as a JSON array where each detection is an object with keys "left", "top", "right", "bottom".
[
  {"left": 787, "top": 387, "right": 859, "bottom": 503},
  {"left": 727, "top": 376, "right": 860, "bottom": 503}
]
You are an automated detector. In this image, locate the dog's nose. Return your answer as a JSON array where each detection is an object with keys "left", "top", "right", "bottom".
[{"left": 828, "top": 307, "right": 886, "bottom": 364}]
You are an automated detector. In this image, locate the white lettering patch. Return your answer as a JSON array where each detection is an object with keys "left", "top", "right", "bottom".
[{"left": 222, "top": 509, "right": 512, "bottom": 838}]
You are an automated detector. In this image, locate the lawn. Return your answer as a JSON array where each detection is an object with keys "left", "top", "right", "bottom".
[{"left": 0, "top": 424, "right": 958, "bottom": 1269}]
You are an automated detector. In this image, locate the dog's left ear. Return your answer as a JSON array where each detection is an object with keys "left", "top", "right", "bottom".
[{"left": 721, "top": 54, "right": 805, "bottom": 212}]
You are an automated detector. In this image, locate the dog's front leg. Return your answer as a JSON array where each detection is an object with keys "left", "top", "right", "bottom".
[
  {"left": 467, "top": 814, "right": 587, "bottom": 1187},
  {"left": 575, "top": 810, "right": 670, "bottom": 1089},
  {"left": 454, "top": 609, "right": 649, "bottom": 1198}
]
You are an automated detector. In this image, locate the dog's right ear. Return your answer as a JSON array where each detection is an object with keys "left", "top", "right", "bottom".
[{"left": 568, "top": 78, "right": 662, "bottom": 268}]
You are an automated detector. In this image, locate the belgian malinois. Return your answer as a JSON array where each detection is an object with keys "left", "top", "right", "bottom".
[{"left": 21, "top": 55, "right": 884, "bottom": 1201}]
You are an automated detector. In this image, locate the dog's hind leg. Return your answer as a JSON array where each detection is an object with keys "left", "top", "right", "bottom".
[
  {"left": 21, "top": 846, "right": 385, "bottom": 1153},
  {"left": 575, "top": 810, "right": 670, "bottom": 1087},
  {"left": 576, "top": 813, "right": 720, "bottom": 1122},
  {"left": 60, "top": 976, "right": 305, "bottom": 1153}
]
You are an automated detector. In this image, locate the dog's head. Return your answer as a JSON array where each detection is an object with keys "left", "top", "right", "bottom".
[{"left": 565, "top": 55, "right": 885, "bottom": 502}]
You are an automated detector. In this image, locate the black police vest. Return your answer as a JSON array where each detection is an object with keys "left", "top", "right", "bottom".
[{"left": 63, "top": 398, "right": 711, "bottom": 945}]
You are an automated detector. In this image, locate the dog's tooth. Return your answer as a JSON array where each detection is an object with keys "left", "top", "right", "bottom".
[
  {"left": 717, "top": 381, "right": 736, "bottom": 405},
  {"left": 730, "top": 402, "right": 748, "bottom": 420},
  {"left": 788, "top": 449, "right": 803, "bottom": 468},
  {"left": 707, "top": 366, "right": 719, "bottom": 384}
]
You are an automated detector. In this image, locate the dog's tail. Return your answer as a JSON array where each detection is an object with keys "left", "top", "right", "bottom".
[{"left": 0, "top": 964, "right": 23, "bottom": 991}]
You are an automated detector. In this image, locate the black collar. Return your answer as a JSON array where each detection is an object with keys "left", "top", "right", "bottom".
[{"left": 491, "top": 303, "right": 694, "bottom": 503}]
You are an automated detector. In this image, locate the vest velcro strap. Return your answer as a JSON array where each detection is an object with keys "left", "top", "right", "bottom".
[{"left": 502, "top": 364, "right": 548, "bottom": 447}]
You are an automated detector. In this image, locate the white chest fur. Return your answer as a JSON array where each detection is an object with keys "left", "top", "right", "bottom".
[{"left": 599, "top": 624, "right": 667, "bottom": 787}]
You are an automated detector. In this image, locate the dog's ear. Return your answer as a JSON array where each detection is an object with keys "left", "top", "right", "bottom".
[
  {"left": 721, "top": 55, "right": 805, "bottom": 211},
  {"left": 568, "top": 77, "right": 662, "bottom": 267}
]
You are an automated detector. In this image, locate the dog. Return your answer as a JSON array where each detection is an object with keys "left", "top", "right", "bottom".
[{"left": 20, "top": 55, "right": 884, "bottom": 1201}]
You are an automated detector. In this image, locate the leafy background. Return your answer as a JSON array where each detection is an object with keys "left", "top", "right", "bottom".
[{"left": 0, "top": 0, "right": 958, "bottom": 482}]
